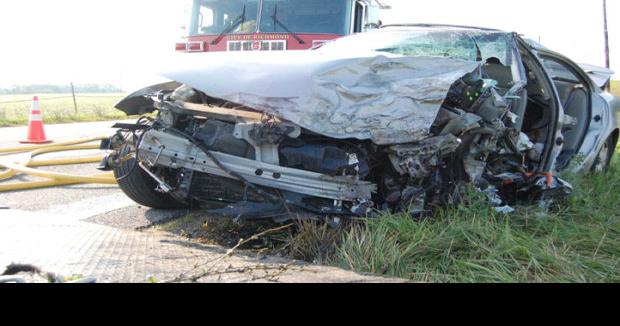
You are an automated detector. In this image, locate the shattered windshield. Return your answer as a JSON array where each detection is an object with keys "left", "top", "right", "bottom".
[
  {"left": 320, "top": 29, "right": 514, "bottom": 64},
  {"left": 259, "top": 0, "right": 353, "bottom": 35},
  {"left": 188, "top": 0, "right": 260, "bottom": 35}
]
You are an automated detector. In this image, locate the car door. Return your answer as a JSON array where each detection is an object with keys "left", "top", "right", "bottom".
[
  {"left": 537, "top": 54, "right": 595, "bottom": 170},
  {"left": 516, "top": 40, "right": 565, "bottom": 174}
]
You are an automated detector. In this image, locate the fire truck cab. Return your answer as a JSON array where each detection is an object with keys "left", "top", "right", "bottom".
[{"left": 176, "top": 0, "right": 389, "bottom": 52}]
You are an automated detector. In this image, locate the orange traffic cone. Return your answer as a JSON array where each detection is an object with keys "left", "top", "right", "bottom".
[{"left": 20, "top": 96, "right": 52, "bottom": 144}]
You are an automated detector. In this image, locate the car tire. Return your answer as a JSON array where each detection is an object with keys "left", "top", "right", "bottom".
[
  {"left": 113, "top": 145, "right": 187, "bottom": 209},
  {"left": 591, "top": 136, "right": 616, "bottom": 174}
]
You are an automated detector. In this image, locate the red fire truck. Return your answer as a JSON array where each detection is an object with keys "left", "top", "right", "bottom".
[{"left": 176, "top": 0, "right": 390, "bottom": 53}]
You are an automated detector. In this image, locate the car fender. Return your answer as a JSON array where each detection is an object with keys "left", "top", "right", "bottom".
[
  {"left": 572, "top": 92, "right": 620, "bottom": 172},
  {"left": 115, "top": 81, "right": 181, "bottom": 116}
]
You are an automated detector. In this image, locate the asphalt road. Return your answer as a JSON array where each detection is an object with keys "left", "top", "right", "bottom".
[{"left": 0, "top": 120, "right": 402, "bottom": 283}]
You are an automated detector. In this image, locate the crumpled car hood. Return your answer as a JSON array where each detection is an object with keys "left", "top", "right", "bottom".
[{"left": 160, "top": 50, "right": 479, "bottom": 145}]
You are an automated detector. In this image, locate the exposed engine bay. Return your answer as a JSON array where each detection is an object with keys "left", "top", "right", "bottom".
[
  {"left": 100, "top": 28, "right": 593, "bottom": 221},
  {"left": 101, "top": 66, "right": 572, "bottom": 220}
]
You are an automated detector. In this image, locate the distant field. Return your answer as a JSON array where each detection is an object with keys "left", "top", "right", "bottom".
[
  {"left": 612, "top": 80, "right": 619, "bottom": 97},
  {"left": 0, "top": 93, "right": 128, "bottom": 127}
]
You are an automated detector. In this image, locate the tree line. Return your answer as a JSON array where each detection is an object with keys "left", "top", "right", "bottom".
[{"left": 0, "top": 84, "right": 123, "bottom": 94}]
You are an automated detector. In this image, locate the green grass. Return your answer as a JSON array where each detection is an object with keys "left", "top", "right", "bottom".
[
  {"left": 167, "top": 154, "right": 620, "bottom": 282},
  {"left": 0, "top": 93, "right": 128, "bottom": 126},
  {"left": 315, "top": 158, "right": 620, "bottom": 283},
  {"left": 612, "top": 80, "right": 620, "bottom": 97}
]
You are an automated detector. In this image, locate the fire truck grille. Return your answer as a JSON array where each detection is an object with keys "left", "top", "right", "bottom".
[
  {"left": 228, "top": 42, "right": 242, "bottom": 51},
  {"left": 227, "top": 40, "right": 287, "bottom": 51}
]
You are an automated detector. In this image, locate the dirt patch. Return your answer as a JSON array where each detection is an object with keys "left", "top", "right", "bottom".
[
  {"left": 154, "top": 212, "right": 355, "bottom": 266},
  {"left": 86, "top": 205, "right": 338, "bottom": 262},
  {"left": 156, "top": 212, "right": 290, "bottom": 252}
]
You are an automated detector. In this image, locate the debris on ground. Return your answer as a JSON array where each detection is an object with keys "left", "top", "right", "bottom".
[{"left": 1, "top": 263, "right": 96, "bottom": 283}]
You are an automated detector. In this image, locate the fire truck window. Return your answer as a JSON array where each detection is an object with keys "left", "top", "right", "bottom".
[
  {"left": 260, "top": 0, "right": 353, "bottom": 35},
  {"left": 189, "top": 0, "right": 260, "bottom": 35},
  {"left": 353, "top": 2, "right": 364, "bottom": 33},
  {"left": 198, "top": 7, "right": 214, "bottom": 32}
]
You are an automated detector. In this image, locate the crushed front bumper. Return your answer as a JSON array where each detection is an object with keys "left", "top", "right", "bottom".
[{"left": 137, "top": 129, "right": 377, "bottom": 202}]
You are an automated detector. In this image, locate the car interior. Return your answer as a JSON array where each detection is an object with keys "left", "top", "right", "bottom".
[
  {"left": 478, "top": 53, "right": 552, "bottom": 166},
  {"left": 519, "top": 51, "right": 554, "bottom": 155},
  {"left": 474, "top": 47, "right": 559, "bottom": 168},
  {"left": 481, "top": 57, "right": 529, "bottom": 132},
  {"left": 487, "top": 47, "right": 592, "bottom": 171}
]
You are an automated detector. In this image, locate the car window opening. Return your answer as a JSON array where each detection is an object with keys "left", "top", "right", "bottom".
[{"left": 540, "top": 56, "right": 592, "bottom": 170}]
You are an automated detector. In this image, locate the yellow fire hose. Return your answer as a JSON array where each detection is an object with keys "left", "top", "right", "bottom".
[
  {"left": 0, "top": 136, "right": 110, "bottom": 154},
  {"left": 0, "top": 136, "right": 118, "bottom": 192}
]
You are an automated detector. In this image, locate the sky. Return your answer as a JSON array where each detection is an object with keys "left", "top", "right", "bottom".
[{"left": 0, "top": 0, "right": 617, "bottom": 91}]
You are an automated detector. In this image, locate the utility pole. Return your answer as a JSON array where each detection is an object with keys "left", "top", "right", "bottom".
[
  {"left": 603, "top": 0, "right": 610, "bottom": 68},
  {"left": 70, "top": 82, "right": 78, "bottom": 114}
]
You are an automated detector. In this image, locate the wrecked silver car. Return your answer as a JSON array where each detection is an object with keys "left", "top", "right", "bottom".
[{"left": 101, "top": 25, "right": 620, "bottom": 220}]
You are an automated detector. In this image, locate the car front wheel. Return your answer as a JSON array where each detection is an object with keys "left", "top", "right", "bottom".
[{"left": 113, "top": 145, "right": 188, "bottom": 209}]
